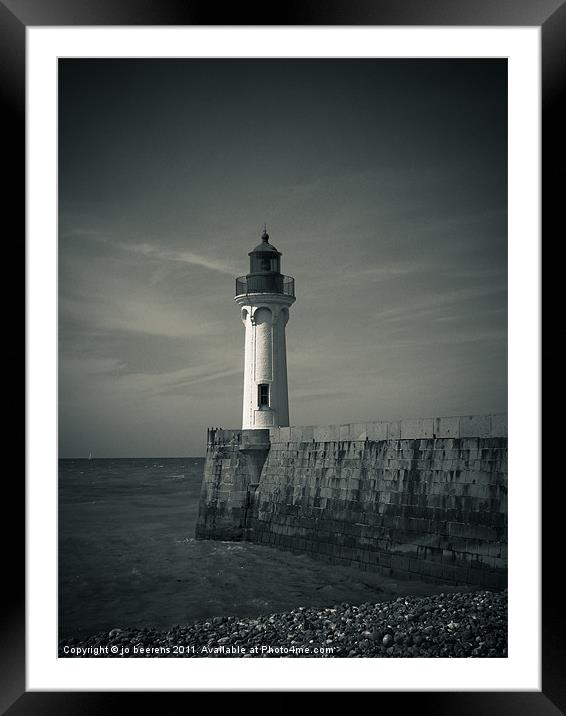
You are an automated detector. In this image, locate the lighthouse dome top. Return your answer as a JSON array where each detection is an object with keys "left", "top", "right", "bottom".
[{"left": 249, "top": 226, "right": 281, "bottom": 256}]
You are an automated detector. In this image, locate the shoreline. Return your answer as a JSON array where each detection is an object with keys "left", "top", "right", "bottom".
[{"left": 59, "top": 588, "right": 507, "bottom": 658}]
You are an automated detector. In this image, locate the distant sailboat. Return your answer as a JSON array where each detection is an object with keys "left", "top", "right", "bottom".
[{"left": 88, "top": 452, "right": 92, "bottom": 460}]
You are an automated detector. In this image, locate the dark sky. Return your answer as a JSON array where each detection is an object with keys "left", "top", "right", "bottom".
[{"left": 58, "top": 59, "right": 507, "bottom": 458}]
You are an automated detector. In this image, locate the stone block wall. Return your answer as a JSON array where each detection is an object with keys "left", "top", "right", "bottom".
[{"left": 195, "top": 415, "right": 507, "bottom": 589}]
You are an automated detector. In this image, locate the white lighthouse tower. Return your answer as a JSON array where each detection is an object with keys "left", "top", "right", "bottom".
[{"left": 234, "top": 227, "right": 295, "bottom": 429}]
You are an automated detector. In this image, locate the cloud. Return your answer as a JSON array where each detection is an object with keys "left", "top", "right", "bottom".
[
  {"left": 154, "top": 367, "right": 243, "bottom": 397},
  {"left": 378, "top": 329, "right": 507, "bottom": 351},
  {"left": 114, "top": 241, "right": 239, "bottom": 277},
  {"left": 370, "top": 286, "right": 507, "bottom": 326},
  {"left": 62, "top": 227, "right": 239, "bottom": 276},
  {"left": 61, "top": 355, "right": 242, "bottom": 402},
  {"left": 342, "top": 259, "right": 428, "bottom": 281},
  {"left": 58, "top": 240, "right": 231, "bottom": 341}
]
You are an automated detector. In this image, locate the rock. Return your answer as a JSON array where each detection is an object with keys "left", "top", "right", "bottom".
[{"left": 60, "top": 589, "right": 507, "bottom": 660}]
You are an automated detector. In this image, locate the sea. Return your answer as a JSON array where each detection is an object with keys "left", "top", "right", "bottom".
[{"left": 59, "top": 457, "right": 462, "bottom": 639}]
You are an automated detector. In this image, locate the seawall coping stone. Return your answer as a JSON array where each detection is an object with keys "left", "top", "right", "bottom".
[
  {"left": 264, "top": 415, "right": 507, "bottom": 443},
  {"left": 212, "top": 414, "right": 507, "bottom": 445}
]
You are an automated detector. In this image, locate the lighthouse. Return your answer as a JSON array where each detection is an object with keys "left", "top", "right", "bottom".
[{"left": 234, "top": 227, "right": 296, "bottom": 429}]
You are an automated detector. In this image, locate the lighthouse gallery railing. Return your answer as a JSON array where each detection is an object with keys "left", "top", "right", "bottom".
[{"left": 235, "top": 275, "right": 295, "bottom": 297}]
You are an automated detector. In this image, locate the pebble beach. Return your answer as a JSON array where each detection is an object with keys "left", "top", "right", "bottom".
[{"left": 59, "top": 588, "right": 507, "bottom": 659}]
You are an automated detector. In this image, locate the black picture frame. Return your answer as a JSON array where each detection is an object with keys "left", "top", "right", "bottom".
[{"left": 8, "top": 0, "right": 558, "bottom": 710}]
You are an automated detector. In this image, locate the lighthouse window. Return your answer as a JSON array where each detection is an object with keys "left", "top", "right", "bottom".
[{"left": 258, "top": 383, "right": 270, "bottom": 407}]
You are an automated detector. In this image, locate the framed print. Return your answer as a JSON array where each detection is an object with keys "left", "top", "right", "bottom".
[{"left": 8, "top": 0, "right": 558, "bottom": 709}]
